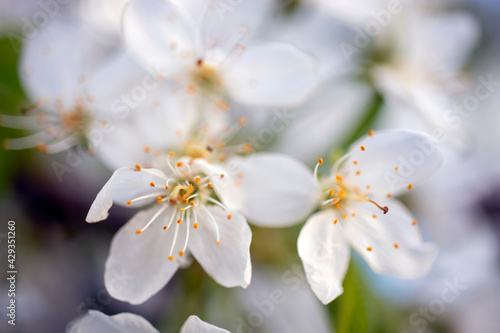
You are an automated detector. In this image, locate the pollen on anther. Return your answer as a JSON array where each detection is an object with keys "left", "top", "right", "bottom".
[
  {"left": 227, "top": 214, "right": 232, "bottom": 220},
  {"left": 135, "top": 164, "right": 142, "bottom": 171},
  {"left": 368, "top": 130, "right": 374, "bottom": 136},
  {"left": 360, "top": 145, "right": 366, "bottom": 151},
  {"left": 168, "top": 256, "right": 174, "bottom": 261},
  {"left": 157, "top": 196, "right": 163, "bottom": 203},
  {"left": 333, "top": 219, "right": 338, "bottom": 224},
  {"left": 180, "top": 208, "right": 185, "bottom": 213},
  {"left": 318, "top": 158, "right": 323, "bottom": 165},
  {"left": 207, "top": 182, "right": 213, "bottom": 188},
  {"left": 333, "top": 198, "right": 340, "bottom": 204},
  {"left": 366, "top": 247, "right": 373, "bottom": 251},
  {"left": 177, "top": 219, "right": 182, "bottom": 224},
  {"left": 195, "top": 176, "right": 201, "bottom": 183},
  {"left": 353, "top": 160, "right": 358, "bottom": 165},
  {"left": 163, "top": 226, "right": 168, "bottom": 230},
  {"left": 336, "top": 175, "right": 343, "bottom": 181},
  {"left": 179, "top": 250, "right": 185, "bottom": 257},
  {"left": 193, "top": 223, "right": 199, "bottom": 229},
  {"left": 408, "top": 183, "right": 413, "bottom": 190},
  {"left": 216, "top": 240, "right": 221, "bottom": 245},
  {"left": 394, "top": 243, "right": 399, "bottom": 249},
  {"left": 190, "top": 202, "right": 195, "bottom": 206},
  {"left": 135, "top": 230, "right": 142, "bottom": 235},
  {"left": 329, "top": 189, "right": 335, "bottom": 196},
  {"left": 176, "top": 161, "right": 183, "bottom": 167},
  {"left": 150, "top": 182, "right": 155, "bottom": 187},
  {"left": 169, "top": 151, "right": 175, "bottom": 156},
  {"left": 127, "top": 201, "right": 133, "bottom": 206},
  {"left": 238, "top": 117, "right": 247, "bottom": 126}
]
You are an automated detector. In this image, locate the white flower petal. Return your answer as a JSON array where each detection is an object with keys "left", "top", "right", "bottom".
[
  {"left": 343, "top": 197, "right": 438, "bottom": 279},
  {"left": 105, "top": 205, "right": 185, "bottom": 304},
  {"left": 67, "top": 310, "right": 159, "bottom": 333},
  {"left": 188, "top": 206, "right": 252, "bottom": 288},
  {"left": 86, "top": 50, "right": 150, "bottom": 115},
  {"left": 231, "top": 153, "right": 320, "bottom": 227},
  {"left": 93, "top": 122, "right": 148, "bottom": 171},
  {"left": 222, "top": 42, "right": 319, "bottom": 107},
  {"left": 19, "top": 17, "right": 85, "bottom": 107},
  {"left": 122, "top": 0, "right": 195, "bottom": 73},
  {"left": 270, "top": 81, "right": 373, "bottom": 165},
  {"left": 406, "top": 11, "right": 480, "bottom": 75},
  {"left": 86, "top": 167, "right": 167, "bottom": 222},
  {"left": 298, "top": 210, "right": 350, "bottom": 304},
  {"left": 343, "top": 130, "right": 443, "bottom": 197},
  {"left": 190, "top": 158, "right": 244, "bottom": 212},
  {"left": 180, "top": 315, "right": 230, "bottom": 333}
]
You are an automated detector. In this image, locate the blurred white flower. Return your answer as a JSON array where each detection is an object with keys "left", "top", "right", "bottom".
[
  {"left": 372, "top": 7, "right": 480, "bottom": 146},
  {"left": 86, "top": 151, "right": 251, "bottom": 304},
  {"left": 1, "top": 13, "right": 150, "bottom": 160},
  {"left": 68, "top": 310, "right": 229, "bottom": 333},
  {"left": 231, "top": 130, "right": 442, "bottom": 304},
  {"left": 122, "top": 0, "right": 319, "bottom": 109}
]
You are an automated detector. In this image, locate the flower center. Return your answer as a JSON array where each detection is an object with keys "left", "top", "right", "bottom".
[
  {"left": 315, "top": 158, "right": 389, "bottom": 215},
  {"left": 190, "top": 59, "right": 223, "bottom": 94},
  {"left": 127, "top": 154, "right": 234, "bottom": 262},
  {"left": 2, "top": 99, "right": 95, "bottom": 154}
]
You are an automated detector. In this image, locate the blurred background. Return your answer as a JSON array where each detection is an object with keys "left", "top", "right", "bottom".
[{"left": 1, "top": 0, "right": 500, "bottom": 332}]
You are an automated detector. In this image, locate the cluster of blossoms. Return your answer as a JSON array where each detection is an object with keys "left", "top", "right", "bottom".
[{"left": 4, "top": 0, "right": 480, "bottom": 331}]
